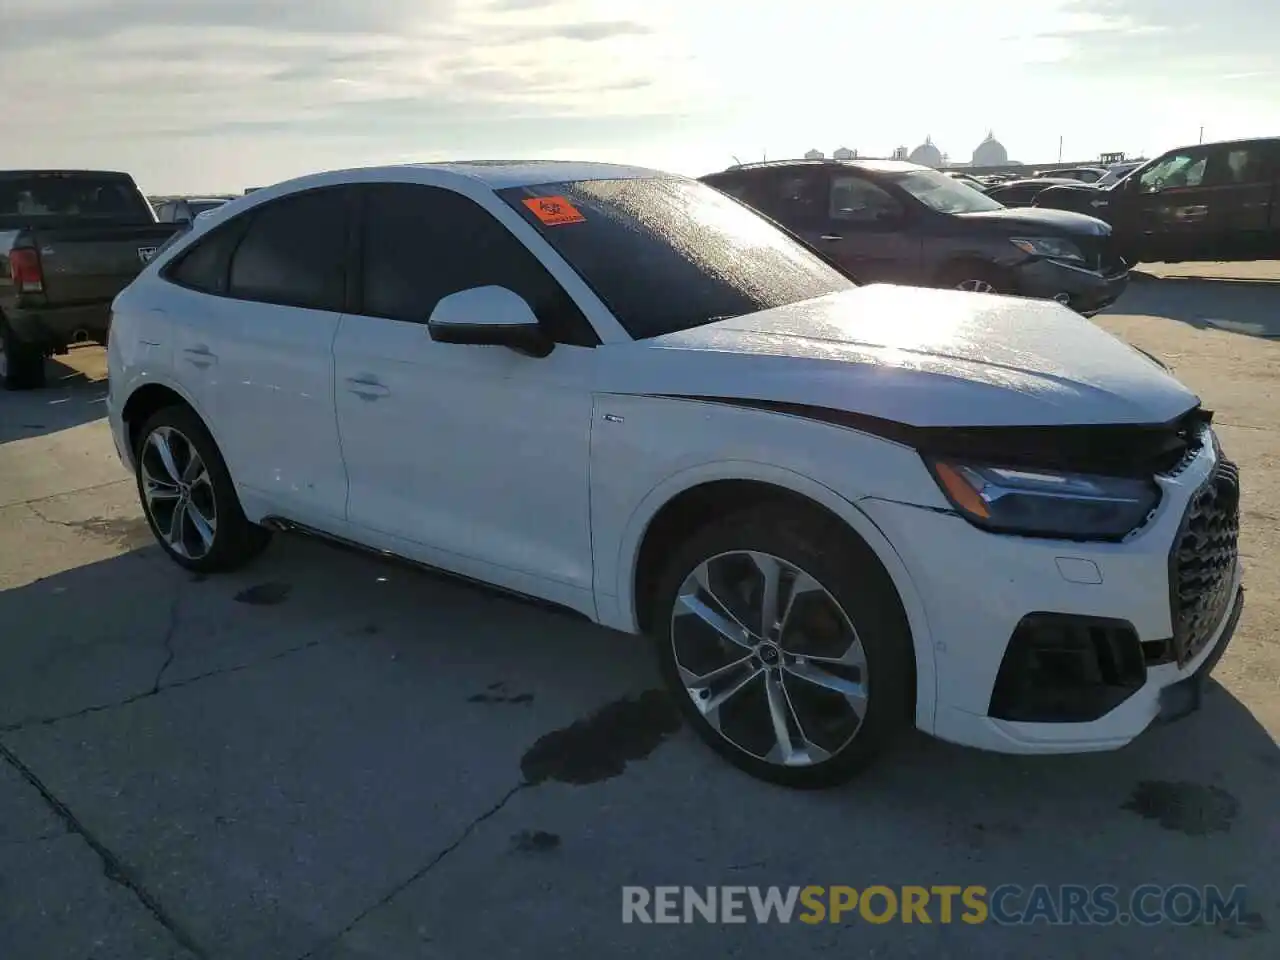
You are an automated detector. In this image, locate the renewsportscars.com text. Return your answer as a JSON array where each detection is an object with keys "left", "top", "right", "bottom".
[{"left": 621, "top": 884, "right": 1250, "bottom": 926}]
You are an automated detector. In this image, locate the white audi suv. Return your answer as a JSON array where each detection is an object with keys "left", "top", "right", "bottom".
[{"left": 106, "top": 162, "right": 1243, "bottom": 787}]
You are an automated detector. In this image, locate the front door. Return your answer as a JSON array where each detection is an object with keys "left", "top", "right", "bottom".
[
  {"left": 820, "top": 172, "right": 921, "bottom": 283},
  {"left": 333, "top": 182, "right": 598, "bottom": 612},
  {"left": 1127, "top": 148, "right": 1214, "bottom": 262},
  {"left": 757, "top": 169, "right": 919, "bottom": 284}
]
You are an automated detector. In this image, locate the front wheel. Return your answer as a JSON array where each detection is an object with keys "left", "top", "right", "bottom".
[
  {"left": 134, "top": 405, "right": 271, "bottom": 572},
  {"left": 936, "top": 261, "right": 1009, "bottom": 295},
  {"left": 650, "top": 505, "right": 915, "bottom": 788}
]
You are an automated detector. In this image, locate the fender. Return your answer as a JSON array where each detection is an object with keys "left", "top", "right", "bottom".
[
  {"left": 116, "top": 373, "right": 230, "bottom": 477},
  {"left": 608, "top": 458, "right": 939, "bottom": 734}
]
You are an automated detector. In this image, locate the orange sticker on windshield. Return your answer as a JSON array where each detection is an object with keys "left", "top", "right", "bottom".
[{"left": 523, "top": 195, "right": 585, "bottom": 226}]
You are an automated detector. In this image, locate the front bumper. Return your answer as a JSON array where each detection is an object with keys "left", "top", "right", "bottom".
[
  {"left": 860, "top": 435, "right": 1241, "bottom": 755},
  {"left": 1011, "top": 258, "right": 1129, "bottom": 316}
]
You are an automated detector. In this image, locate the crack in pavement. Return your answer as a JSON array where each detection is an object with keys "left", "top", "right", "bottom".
[
  {"left": 0, "top": 828, "right": 70, "bottom": 846},
  {"left": 0, "top": 478, "right": 130, "bottom": 512},
  {"left": 0, "top": 638, "right": 328, "bottom": 735},
  {"left": 297, "top": 782, "right": 531, "bottom": 959},
  {"left": 151, "top": 583, "right": 185, "bottom": 694},
  {"left": 0, "top": 739, "right": 209, "bottom": 959}
]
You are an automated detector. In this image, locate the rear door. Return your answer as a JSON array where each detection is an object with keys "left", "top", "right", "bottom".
[
  {"left": 164, "top": 187, "right": 352, "bottom": 528},
  {"left": 1202, "top": 142, "right": 1277, "bottom": 261}
]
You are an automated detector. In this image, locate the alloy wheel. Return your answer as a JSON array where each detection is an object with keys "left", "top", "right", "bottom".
[
  {"left": 670, "top": 550, "right": 869, "bottom": 767},
  {"left": 955, "top": 278, "right": 995, "bottom": 293},
  {"left": 140, "top": 426, "right": 218, "bottom": 559}
]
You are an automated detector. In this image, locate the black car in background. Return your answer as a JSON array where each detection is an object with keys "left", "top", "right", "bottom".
[
  {"left": 1035, "top": 136, "right": 1280, "bottom": 264},
  {"left": 700, "top": 159, "right": 1128, "bottom": 315},
  {"left": 984, "top": 177, "right": 1080, "bottom": 208},
  {"left": 153, "top": 196, "right": 229, "bottom": 224}
]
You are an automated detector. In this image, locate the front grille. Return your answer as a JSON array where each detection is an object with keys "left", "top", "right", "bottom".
[{"left": 1169, "top": 459, "right": 1240, "bottom": 666}]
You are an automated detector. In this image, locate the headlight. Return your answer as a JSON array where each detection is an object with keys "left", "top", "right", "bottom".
[
  {"left": 1010, "top": 237, "right": 1084, "bottom": 263},
  {"left": 927, "top": 460, "right": 1161, "bottom": 540}
]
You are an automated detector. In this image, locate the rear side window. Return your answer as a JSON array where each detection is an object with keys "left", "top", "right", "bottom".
[
  {"left": 227, "top": 188, "right": 348, "bottom": 312},
  {"left": 358, "top": 183, "right": 598, "bottom": 346},
  {"left": 164, "top": 220, "right": 249, "bottom": 295}
]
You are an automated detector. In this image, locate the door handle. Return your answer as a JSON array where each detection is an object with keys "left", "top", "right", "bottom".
[
  {"left": 819, "top": 234, "right": 843, "bottom": 241},
  {"left": 182, "top": 345, "right": 216, "bottom": 368},
  {"left": 345, "top": 377, "right": 390, "bottom": 399}
]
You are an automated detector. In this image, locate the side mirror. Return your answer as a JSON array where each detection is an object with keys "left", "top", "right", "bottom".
[{"left": 427, "top": 286, "right": 552, "bottom": 358}]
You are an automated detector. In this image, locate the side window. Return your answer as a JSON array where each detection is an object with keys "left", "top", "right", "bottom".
[
  {"left": 1138, "top": 152, "right": 1207, "bottom": 193},
  {"left": 829, "top": 176, "right": 902, "bottom": 222},
  {"left": 703, "top": 176, "right": 751, "bottom": 201},
  {"left": 164, "top": 218, "right": 251, "bottom": 295},
  {"left": 772, "top": 171, "right": 825, "bottom": 222},
  {"left": 227, "top": 188, "right": 348, "bottom": 312},
  {"left": 1212, "top": 147, "right": 1269, "bottom": 186},
  {"left": 155, "top": 202, "right": 173, "bottom": 222},
  {"left": 359, "top": 184, "right": 598, "bottom": 346}
]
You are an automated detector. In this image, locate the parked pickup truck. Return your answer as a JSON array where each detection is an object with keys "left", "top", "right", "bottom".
[
  {"left": 1034, "top": 137, "right": 1280, "bottom": 265},
  {"left": 1, "top": 170, "right": 180, "bottom": 389}
]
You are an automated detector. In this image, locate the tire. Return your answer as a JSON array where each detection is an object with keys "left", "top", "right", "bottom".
[
  {"left": 650, "top": 504, "right": 914, "bottom": 788},
  {"left": 133, "top": 404, "right": 271, "bottom": 572},
  {"left": 936, "top": 260, "right": 1009, "bottom": 295},
  {"left": 0, "top": 318, "right": 47, "bottom": 390}
]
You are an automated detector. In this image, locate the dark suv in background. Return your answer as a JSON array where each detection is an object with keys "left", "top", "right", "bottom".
[
  {"left": 700, "top": 159, "right": 1129, "bottom": 315},
  {"left": 1034, "top": 136, "right": 1280, "bottom": 265}
]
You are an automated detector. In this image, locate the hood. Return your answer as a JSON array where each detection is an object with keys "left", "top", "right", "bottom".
[
  {"left": 604, "top": 286, "right": 1198, "bottom": 429},
  {"left": 956, "top": 205, "right": 1110, "bottom": 235}
]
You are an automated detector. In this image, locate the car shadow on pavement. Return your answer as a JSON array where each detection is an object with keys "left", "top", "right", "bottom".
[
  {"left": 0, "top": 355, "right": 109, "bottom": 445},
  {"left": 0, "top": 535, "right": 1275, "bottom": 958},
  {"left": 1117, "top": 273, "right": 1280, "bottom": 339}
]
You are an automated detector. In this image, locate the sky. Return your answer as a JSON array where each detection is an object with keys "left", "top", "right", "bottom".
[{"left": 2, "top": 0, "right": 1277, "bottom": 194}]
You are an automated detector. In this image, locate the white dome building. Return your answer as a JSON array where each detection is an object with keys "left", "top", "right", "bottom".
[
  {"left": 972, "top": 131, "right": 1008, "bottom": 166},
  {"left": 804, "top": 148, "right": 824, "bottom": 160},
  {"left": 832, "top": 146, "right": 856, "bottom": 161},
  {"left": 908, "top": 137, "right": 943, "bottom": 167}
]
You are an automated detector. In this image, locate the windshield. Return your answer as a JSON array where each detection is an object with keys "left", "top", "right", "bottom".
[
  {"left": 0, "top": 173, "right": 153, "bottom": 224},
  {"left": 498, "top": 177, "right": 853, "bottom": 340},
  {"left": 887, "top": 169, "right": 1006, "bottom": 214},
  {"left": 1096, "top": 163, "right": 1142, "bottom": 189}
]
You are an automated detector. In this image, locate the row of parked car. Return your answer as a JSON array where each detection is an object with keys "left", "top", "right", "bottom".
[{"left": 2, "top": 135, "right": 1278, "bottom": 390}]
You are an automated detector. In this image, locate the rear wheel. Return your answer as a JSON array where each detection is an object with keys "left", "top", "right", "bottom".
[
  {"left": 134, "top": 405, "right": 271, "bottom": 572},
  {"left": 0, "top": 319, "right": 47, "bottom": 390},
  {"left": 649, "top": 504, "right": 914, "bottom": 788}
]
